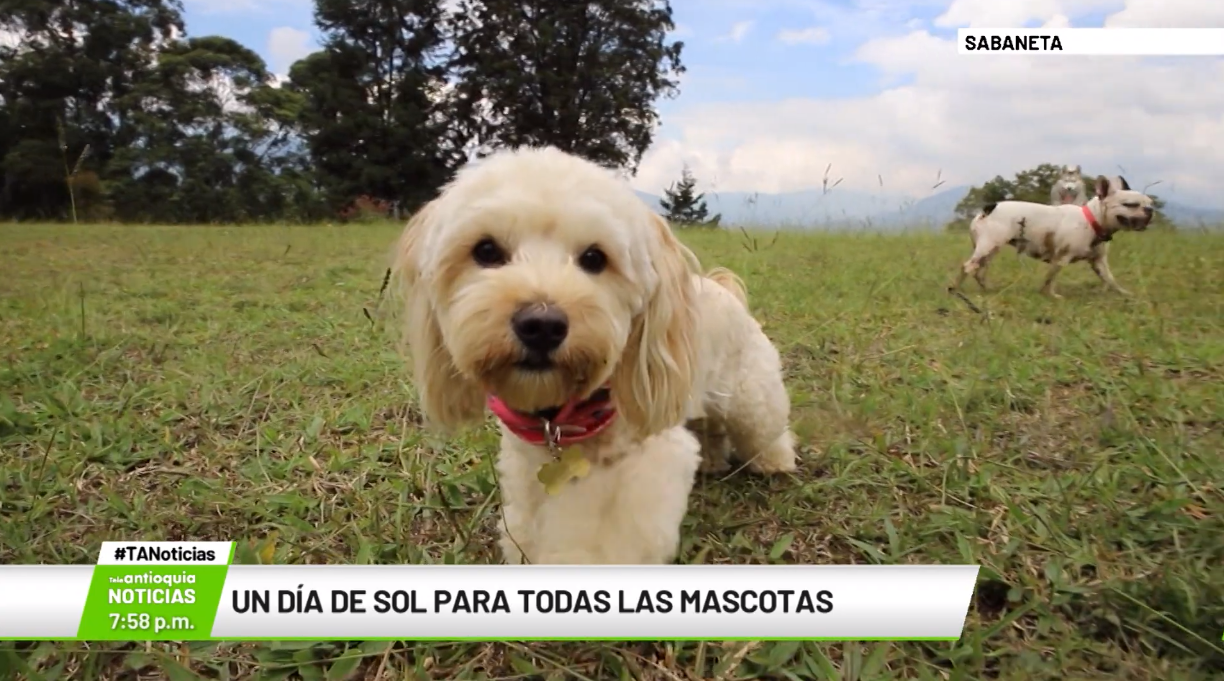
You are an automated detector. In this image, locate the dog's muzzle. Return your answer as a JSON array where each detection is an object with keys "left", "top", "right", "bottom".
[
  {"left": 1138, "top": 206, "right": 1154, "bottom": 230},
  {"left": 1119, "top": 207, "right": 1154, "bottom": 230}
]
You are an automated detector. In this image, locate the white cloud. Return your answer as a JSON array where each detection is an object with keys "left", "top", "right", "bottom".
[
  {"left": 934, "top": 0, "right": 1116, "bottom": 28},
  {"left": 634, "top": 1, "right": 1224, "bottom": 207},
  {"left": 0, "top": 27, "right": 24, "bottom": 52},
  {"left": 719, "top": 20, "right": 754, "bottom": 43},
  {"left": 267, "top": 26, "right": 313, "bottom": 77},
  {"left": 777, "top": 27, "right": 831, "bottom": 45},
  {"left": 0, "top": 27, "right": 24, "bottom": 50},
  {"left": 1105, "top": 0, "right": 1224, "bottom": 27},
  {"left": 937, "top": 0, "right": 1223, "bottom": 29}
]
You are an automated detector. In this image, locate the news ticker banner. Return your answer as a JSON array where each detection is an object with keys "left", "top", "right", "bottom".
[
  {"left": 0, "top": 542, "right": 982, "bottom": 640},
  {"left": 958, "top": 28, "right": 1224, "bottom": 56}
]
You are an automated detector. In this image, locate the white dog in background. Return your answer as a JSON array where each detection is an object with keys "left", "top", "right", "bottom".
[
  {"left": 1050, "top": 164, "right": 1087, "bottom": 206},
  {"left": 392, "top": 146, "right": 796, "bottom": 565},
  {"left": 952, "top": 175, "right": 1155, "bottom": 298}
]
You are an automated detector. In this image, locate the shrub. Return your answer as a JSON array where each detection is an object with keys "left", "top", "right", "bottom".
[
  {"left": 67, "top": 171, "right": 114, "bottom": 222},
  {"left": 339, "top": 195, "right": 393, "bottom": 223}
]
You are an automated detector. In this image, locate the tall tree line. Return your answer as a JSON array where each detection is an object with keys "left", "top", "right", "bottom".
[{"left": 0, "top": 0, "right": 683, "bottom": 223}]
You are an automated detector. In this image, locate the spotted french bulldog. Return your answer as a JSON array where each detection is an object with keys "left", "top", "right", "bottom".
[{"left": 953, "top": 175, "right": 1155, "bottom": 298}]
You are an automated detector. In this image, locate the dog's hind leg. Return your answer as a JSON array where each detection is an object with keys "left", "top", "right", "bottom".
[{"left": 722, "top": 381, "right": 797, "bottom": 475}]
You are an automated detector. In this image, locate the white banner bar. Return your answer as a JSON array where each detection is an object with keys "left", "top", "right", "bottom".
[
  {"left": 0, "top": 567, "right": 94, "bottom": 638},
  {"left": 212, "top": 565, "right": 979, "bottom": 639},
  {"left": 958, "top": 28, "right": 1224, "bottom": 56}
]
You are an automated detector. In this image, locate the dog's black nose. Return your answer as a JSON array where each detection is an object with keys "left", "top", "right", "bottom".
[
  {"left": 512, "top": 304, "right": 568, "bottom": 353},
  {"left": 1143, "top": 206, "right": 1154, "bottom": 216}
]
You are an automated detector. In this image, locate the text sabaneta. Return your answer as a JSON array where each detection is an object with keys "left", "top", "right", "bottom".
[{"left": 232, "top": 588, "right": 834, "bottom": 615}]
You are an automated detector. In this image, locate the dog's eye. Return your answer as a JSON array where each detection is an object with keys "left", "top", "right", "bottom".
[
  {"left": 577, "top": 246, "right": 608, "bottom": 274},
  {"left": 471, "top": 238, "right": 507, "bottom": 267},
  {"left": 1122, "top": 202, "right": 1139, "bottom": 209}
]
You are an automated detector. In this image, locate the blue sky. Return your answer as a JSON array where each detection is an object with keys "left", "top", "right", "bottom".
[
  {"left": 180, "top": 1, "right": 944, "bottom": 99},
  {"left": 179, "top": 0, "right": 1224, "bottom": 207}
]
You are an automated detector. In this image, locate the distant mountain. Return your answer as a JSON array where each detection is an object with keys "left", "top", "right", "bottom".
[
  {"left": 634, "top": 190, "right": 663, "bottom": 213},
  {"left": 637, "top": 186, "right": 1224, "bottom": 230},
  {"left": 635, "top": 187, "right": 967, "bottom": 230},
  {"left": 1159, "top": 201, "right": 1224, "bottom": 227}
]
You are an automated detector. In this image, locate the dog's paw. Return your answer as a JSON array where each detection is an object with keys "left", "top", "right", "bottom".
[
  {"left": 744, "top": 432, "right": 799, "bottom": 474},
  {"left": 697, "top": 439, "right": 732, "bottom": 474},
  {"left": 747, "top": 457, "right": 799, "bottom": 475}
]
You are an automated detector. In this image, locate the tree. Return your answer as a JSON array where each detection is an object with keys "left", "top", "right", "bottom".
[
  {"left": 288, "top": 0, "right": 461, "bottom": 216},
  {"left": 953, "top": 175, "right": 1011, "bottom": 223},
  {"left": 953, "top": 163, "right": 1067, "bottom": 222},
  {"left": 449, "top": 0, "right": 684, "bottom": 172},
  {"left": 1010, "top": 163, "right": 1066, "bottom": 204},
  {"left": 105, "top": 36, "right": 308, "bottom": 223},
  {"left": 659, "top": 165, "right": 719, "bottom": 226},
  {"left": 0, "top": 0, "right": 184, "bottom": 219}
]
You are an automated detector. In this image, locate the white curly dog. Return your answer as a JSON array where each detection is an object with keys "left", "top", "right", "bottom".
[{"left": 391, "top": 146, "right": 797, "bottom": 565}]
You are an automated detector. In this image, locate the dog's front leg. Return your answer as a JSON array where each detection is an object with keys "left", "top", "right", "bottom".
[
  {"left": 972, "top": 246, "right": 1001, "bottom": 290},
  {"left": 529, "top": 429, "right": 701, "bottom": 564},
  {"left": 952, "top": 230, "right": 1002, "bottom": 292},
  {"left": 1090, "top": 250, "right": 1130, "bottom": 296},
  {"left": 687, "top": 417, "right": 732, "bottom": 474},
  {"left": 494, "top": 445, "right": 553, "bottom": 564},
  {"left": 1040, "top": 257, "right": 1069, "bottom": 299},
  {"left": 952, "top": 251, "right": 989, "bottom": 292}
]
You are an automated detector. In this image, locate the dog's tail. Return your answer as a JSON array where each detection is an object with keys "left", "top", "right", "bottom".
[{"left": 705, "top": 267, "right": 748, "bottom": 308}]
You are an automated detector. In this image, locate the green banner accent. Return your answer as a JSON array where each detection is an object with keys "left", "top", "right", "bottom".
[{"left": 76, "top": 564, "right": 229, "bottom": 641}]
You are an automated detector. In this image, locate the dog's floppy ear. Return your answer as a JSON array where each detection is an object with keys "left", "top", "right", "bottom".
[
  {"left": 1074, "top": 165, "right": 1081, "bottom": 174},
  {"left": 610, "top": 213, "right": 698, "bottom": 437},
  {"left": 391, "top": 201, "right": 486, "bottom": 430},
  {"left": 1094, "top": 175, "right": 1113, "bottom": 199}
]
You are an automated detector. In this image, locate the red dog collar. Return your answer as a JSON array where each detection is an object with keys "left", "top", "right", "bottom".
[
  {"left": 486, "top": 387, "right": 616, "bottom": 448},
  {"left": 1082, "top": 205, "right": 1105, "bottom": 239}
]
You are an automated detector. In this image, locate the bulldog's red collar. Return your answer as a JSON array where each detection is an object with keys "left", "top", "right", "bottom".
[
  {"left": 486, "top": 387, "right": 616, "bottom": 449},
  {"left": 1082, "top": 205, "right": 1106, "bottom": 239}
]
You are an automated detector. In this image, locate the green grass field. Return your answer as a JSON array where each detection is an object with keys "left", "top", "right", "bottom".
[{"left": 1, "top": 222, "right": 1222, "bottom": 680}]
